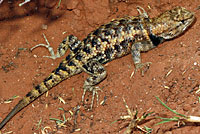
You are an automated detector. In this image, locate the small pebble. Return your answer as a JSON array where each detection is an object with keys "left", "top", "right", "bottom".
[
  {"left": 41, "top": 24, "right": 48, "bottom": 30},
  {"left": 183, "top": 104, "right": 191, "bottom": 111},
  {"left": 164, "top": 131, "right": 173, "bottom": 134}
]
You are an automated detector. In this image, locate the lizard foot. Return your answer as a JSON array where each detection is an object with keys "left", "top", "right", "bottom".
[
  {"left": 82, "top": 86, "right": 102, "bottom": 111},
  {"left": 131, "top": 62, "right": 152, "bottom": 78},
  {"left": 30, "top": 33, "right": 60, "bottom": 59}
]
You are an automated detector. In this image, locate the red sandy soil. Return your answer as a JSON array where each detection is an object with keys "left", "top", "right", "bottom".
[{"left": 0, "top": 0, "right": 200, "bottom": 134}]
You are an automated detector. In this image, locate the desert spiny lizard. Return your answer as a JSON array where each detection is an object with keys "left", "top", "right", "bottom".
[{"left": 0, "top": 6, "right": 195, "bottom": 129}]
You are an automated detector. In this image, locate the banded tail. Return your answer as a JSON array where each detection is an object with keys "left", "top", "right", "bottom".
[{"left": 0, "top": 57, "right": 82, "bottom": 129}]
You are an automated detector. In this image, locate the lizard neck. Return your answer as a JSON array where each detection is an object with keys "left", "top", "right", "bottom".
[
  {"left": 148, "top": 17, "right": 172, "bottom": 38},
  {"left": 141, "top": 18, "right": 165, "bottom": 46}
]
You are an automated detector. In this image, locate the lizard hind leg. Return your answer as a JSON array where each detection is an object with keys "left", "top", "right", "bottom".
[
  {"left": 31, "top": 34, "right": 82, "bottom": 59},
  {"left": 0, "top": 58, "right": 82, "bottom": 129},
  {"left": 81, "top": 59, "right": 107, "bottom": 110}
]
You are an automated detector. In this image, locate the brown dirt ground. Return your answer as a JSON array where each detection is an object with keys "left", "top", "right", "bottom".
[{"left": 0, "top": 0, "right": 200, "bottom": 134}]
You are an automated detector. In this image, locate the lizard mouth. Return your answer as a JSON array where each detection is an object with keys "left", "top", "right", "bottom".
[{"left": 182, "top": 14, "right": 195, "bottom": 31}]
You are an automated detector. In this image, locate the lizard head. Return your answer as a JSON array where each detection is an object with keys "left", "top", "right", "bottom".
[{"left": 151, "top": 6, "right": 195, "bottom": 40}]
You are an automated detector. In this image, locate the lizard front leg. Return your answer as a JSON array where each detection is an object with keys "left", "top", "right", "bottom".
[
  {"left": 81, "top": 59, "right": 107, "bottom": 110},
  {"left": 131, "top": 40, "right": 155, "bottom": 76}
]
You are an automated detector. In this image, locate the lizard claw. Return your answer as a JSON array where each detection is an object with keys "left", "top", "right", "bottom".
[
  {"left": 82, "top": 86, "right": 102, "bottom": 110},
  {"left": 130, "top": 62, "right": 152, "bottom": 78}
]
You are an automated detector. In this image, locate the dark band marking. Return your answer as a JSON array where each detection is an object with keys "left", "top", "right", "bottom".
[
  {"left": 83, "top": 38, "right": 87, "bottom": 44},
  {"left": 100, "top": 37, "right": 109, "bottom": 43},
  {"left": 82, "top": 64, "right": 90, "bottom": 72},
  {"left": 53, "top": 63, "right": 71, "bottom": 78},
  {"left": 30, "top": 94, "right": 35, "bottom": 100},
  {"left": 92, "top": 75, "right": 97, "bottom": 81},
  {"left": 115, "top": 26, "right": 124, "bottom": 35},
  {"left": 72, "top": 47, "right": 79, "bottom": 53},
  {"left": 104, "top": 30, "right": 111, "bottom": 36},
  {"left": 44, "top": 75, "right": 53, "bottom": 82},
  {"left": 59, "top": 63, "right": 69, "bottom": 71},
  {"left": 68, "top": 61, "right": 76, "bottom": 66},
  {"left": 99, "top": 58, "right": 105, "bottom": 64},
  {"left": 120, "top": 39, "right": 129, "bottom": 50},
  {"left": 91, "top": 38, "right": 101, "bottom": 49},
  {"left": 70, "top": 41, "right": 78, "bottom": 48},
  {"left": 105, "top": 23, "right": 112, "bottom": 29},
  {"left": 43, "top": 74, "right": 54, "bottom": 89},
  {"left": 119, "top": 19, "right": 126, "bottom": 24},
  {"left": 62, "top": 39, "right": 67, "bottom": 44},
  {"left": 114, "top": 45, "right": 121, "bottom": 52},
  {"left": 35, "top": 85, "right": 42, "bottom": 94},
  {"left": 124, "top": 25, "right": 132, "bottom": 32},
  {"left": 91, "top": 38, "right": 97, "bottom": 47},
  {"left": 93, "top": 29, "right": 101, "bottom": 36},
  {"left": 134, "top": 25, "right": 141, "bottom": 30},
  {"left": 105, "top": 48, "right": 114, "bottom": 59},
  {"left": 149, "top": 33, "right": 164, "bottom": 46},
  {"left": 54, "top": 68, "right": 61, "bottom": 75},
  {"left": 66, "top": 55, "right": 71, "bottom": 61},
  {"left": 92, "top": 53, "right": 103, "bottom": 63},
  {"left": 75, "top": 54, "right": 82, "bottom": 61},
  {"left": 26, "top": 92, "right": 32, "bottom": 97},
  {"left": 83, "top": 47, "right": 91, "bottom": 54},
  {"left": 68, "top": 35, "right": 74, "bottom": 40}
]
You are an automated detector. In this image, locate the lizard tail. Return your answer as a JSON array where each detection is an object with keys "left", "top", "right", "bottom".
[{"left": 0, "top": 57, "right": 82, "bottom": 129}]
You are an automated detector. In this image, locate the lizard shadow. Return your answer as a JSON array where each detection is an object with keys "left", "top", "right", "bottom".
[{"left": 0, "top": 0, "right": 65, "bottom": 44}]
